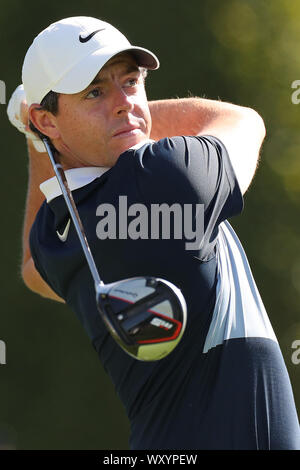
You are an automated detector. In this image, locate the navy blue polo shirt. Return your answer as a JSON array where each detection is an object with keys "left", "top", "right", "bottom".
[{"left": 30, "top": 135, "right": 300, "bottom": 449}]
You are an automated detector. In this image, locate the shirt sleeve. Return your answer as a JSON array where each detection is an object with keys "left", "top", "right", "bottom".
[
  {"left": 130, "top": 135, "right": 244, "bottom": 261},
  {"left": 29, "top": 204, "right": 65, "bottom": 298}
]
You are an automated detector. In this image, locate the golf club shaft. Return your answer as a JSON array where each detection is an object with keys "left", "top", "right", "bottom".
[{"left": 42, "top": 138, "right": 104, "bottom": 289}]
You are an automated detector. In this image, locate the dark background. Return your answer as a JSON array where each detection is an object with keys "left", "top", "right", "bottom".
[{"left": 0, "top": 0, "right": 299, "bottom": 449}]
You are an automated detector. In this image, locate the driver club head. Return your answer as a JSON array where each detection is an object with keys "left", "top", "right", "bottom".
[{"left": 95, "top": 277, "right": 187, "bottom": 361}]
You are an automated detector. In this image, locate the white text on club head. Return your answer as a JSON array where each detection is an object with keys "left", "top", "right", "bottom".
[{"left": 150, "top": 318, "right": 173, "bottom": 330}]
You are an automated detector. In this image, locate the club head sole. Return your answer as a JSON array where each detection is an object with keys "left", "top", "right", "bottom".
[{"left": 95, "top": 276, "right": 187, "bottom": 361}]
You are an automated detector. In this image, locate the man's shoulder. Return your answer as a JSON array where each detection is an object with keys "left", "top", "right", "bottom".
[
  {"left": 121, "top": 135, "right": 213, "bottom": 168},
  {"left": 125, "top": 135, "right": 226, "bottom": 160}
]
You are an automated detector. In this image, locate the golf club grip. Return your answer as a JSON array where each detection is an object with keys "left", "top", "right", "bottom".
[{"left": 42, "top": 138, "right": 103, "bottom": 288}]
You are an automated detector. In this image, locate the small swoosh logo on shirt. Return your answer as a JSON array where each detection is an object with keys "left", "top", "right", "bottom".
[
  {"left": 79, "top": 29, "right": 105, "bottom": 43},
  {"left": 56, "top": 219, "right": 71, "bottom": 242}
]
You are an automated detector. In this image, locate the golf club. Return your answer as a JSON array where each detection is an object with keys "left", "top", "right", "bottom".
[{"left": 42, "top": 138, "right": 187, "bottom": 361}]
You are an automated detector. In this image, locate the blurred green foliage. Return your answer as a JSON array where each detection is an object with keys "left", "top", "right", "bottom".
[{"left": 0, "top": 0, "right": 299, "bottom": 449}]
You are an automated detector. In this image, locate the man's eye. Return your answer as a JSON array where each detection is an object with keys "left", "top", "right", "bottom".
[
  {"left": 125, "top": 77, "right": 139, "bottom": 87},
  {"left": 86, "top": 88, "right": 102, "bottom": 99}
]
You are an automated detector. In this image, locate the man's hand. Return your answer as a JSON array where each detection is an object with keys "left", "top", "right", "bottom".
[{"left": 7, "top": 84, "right": 45, "bottom": 153}]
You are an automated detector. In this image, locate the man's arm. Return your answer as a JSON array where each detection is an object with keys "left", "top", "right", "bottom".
[
  {"left": 149, "top": 97, "right": 266, "bottom": 195},
  {"left": 22, "top": 140, "right": 65, "bottom": 303},
  {"left": 8, "top": 88, "right": 65, "bottom": 302}
]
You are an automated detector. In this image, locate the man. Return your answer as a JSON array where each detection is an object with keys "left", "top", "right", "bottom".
[{"left": 8, "top": 16, "right": 300, "bottom": 449}]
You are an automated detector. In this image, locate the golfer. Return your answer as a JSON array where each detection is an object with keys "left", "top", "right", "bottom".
[{"left": 8, "top": 16, "right": 300, "bottom": 449}]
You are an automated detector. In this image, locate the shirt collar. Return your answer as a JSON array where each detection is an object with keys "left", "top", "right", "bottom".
[{"left": 40, "top": 139, "right": 154, "bottom": 203}]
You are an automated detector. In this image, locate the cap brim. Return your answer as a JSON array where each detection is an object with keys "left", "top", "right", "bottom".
[{"left": 52, "top": 45, "right": 159, "bottom": 96}]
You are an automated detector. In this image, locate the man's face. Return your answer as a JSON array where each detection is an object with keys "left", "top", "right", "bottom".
[{"left": 51, "top": 53, "right": 152, "bottom": 168}]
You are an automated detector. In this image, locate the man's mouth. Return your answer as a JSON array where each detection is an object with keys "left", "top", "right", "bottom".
[{"left": 113, "top": 125, "right": 141, "bottom": 137}]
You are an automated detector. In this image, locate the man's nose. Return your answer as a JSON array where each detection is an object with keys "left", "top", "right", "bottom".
[{"left": 112, "top": 85, "right": 134, "bottom": 116}]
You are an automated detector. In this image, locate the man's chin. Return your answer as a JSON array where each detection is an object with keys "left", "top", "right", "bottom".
[{"left": 115, "top": 131, "right": 149, "bottom": 154}]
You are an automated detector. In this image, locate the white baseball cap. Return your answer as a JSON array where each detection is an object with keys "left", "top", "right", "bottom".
[{"left": 22, "top": 16, "right": 159, "bottom": 106}]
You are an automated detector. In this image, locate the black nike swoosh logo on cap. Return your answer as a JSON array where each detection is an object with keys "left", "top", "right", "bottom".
[{"left": 79, "top": 28, "right": 106, "bottom": 43}]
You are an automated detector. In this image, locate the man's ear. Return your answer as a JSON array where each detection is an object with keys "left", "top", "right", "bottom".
[{"left": 29, "top": 104, "right": 60, "bottom": 139}]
